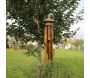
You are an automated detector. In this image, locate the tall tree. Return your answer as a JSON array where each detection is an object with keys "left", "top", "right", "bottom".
[
  {"left": 73, "top": 39, "right": 84, "bottom": 47},
  {"left": 6, "top": 0, "right": 83, "bottom": 42},
  {"left": 6, "top": 0, "right": 83, "bottom": 67}
]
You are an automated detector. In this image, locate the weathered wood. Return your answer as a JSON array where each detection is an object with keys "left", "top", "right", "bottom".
[
  {"left": 44, "top": 14, "right": 54, "bottom": 64},
  {"left": 48, "top": 26, "right": 51, "bottom": 59},
  {"left": 44, "top": 26, "right": 48, "bottom": 64},
  {"left": 50, "top": 26, "right": 53, "bottom": 61},
  {"left": 44, "top": 26, "right": 53, "bottom": 61}
]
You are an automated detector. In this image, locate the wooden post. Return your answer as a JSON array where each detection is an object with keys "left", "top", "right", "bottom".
[{"left": 44, "top": 14, "right": 54, "bottom": 64}]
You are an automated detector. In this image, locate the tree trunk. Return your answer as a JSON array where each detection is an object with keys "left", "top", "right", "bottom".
[
  {"left": 37, "top": 42, "right": 41, "bottom": 67},
  {"left": 35, "top": 15, "right": 42, "bottom": 78},
  {"left": 37, "top": 40, "right": 42, "bottom": 78}
]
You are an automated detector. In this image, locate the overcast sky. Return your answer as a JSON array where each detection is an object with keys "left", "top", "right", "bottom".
[
  {"left": 71, "top": 20, "right": 84, "bottom": 39},
  {"left": 71, "top": 0, "right": 84, "bottom": 39}
]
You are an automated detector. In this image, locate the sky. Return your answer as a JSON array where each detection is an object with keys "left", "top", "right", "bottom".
[
  {"left": 71, "top": 0, "right": 84, "bottom": 39},
  {"left": 76, "top": 0, "right": 84, "bottom": 13},
  {"left": 71, "top": 20, "right": 84, "bottom": 39}
]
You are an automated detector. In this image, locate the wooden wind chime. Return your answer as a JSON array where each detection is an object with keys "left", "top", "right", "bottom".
[{"left": 44, "top": 14, "right": 54, "bottom": 64}]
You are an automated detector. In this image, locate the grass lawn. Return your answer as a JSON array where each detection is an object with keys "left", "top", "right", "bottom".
[{"left": 6, "top": 49, "right": 84, "bottom": 78}]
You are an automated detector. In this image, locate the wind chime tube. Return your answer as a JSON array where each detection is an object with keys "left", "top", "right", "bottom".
[
  {"left": 44, "top": 26, "right": 48, "bottom": 64},
  {"left": 48, "top": 26, "right": 52, "bottom": 60},
  {"left": 51, "top": 26, "right": 53, "bottom": 61}
]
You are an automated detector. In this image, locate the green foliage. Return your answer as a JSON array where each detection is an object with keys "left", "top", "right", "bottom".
[
  {"left": 40, "top": 61, "right": 60, "bottom": 78},
  {"left": 7, "top": 49, "right": 84, "bottom": 78},
  {"left": 75, "top": 8, "right": 84, "bottom": 23},
  {"left": 63, "top": 38, "right": 73, "bottom": 45},
  {"left": 73, "top": 39, "right": 84, "bottom": 47},
  {"left": 25, "top": 46, "right": 38, "bottom": 57},
  {"left": 6, "top": 0, "right": 83, "bottom": 44}
]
